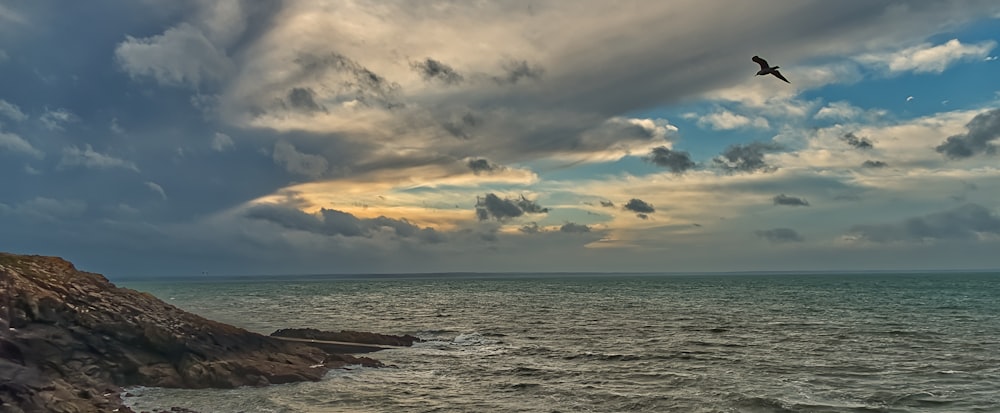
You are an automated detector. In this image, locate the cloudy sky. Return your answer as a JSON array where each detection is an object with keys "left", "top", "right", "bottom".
[{"left": 2, "top": 1, "right": 1000, "bottom": 277}]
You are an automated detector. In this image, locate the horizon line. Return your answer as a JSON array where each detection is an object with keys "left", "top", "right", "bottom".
[{"left": 111, "top": 267, "right": 1000, "bottom": 281}]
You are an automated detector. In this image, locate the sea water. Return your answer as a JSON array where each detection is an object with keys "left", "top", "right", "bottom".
[{"left": 118, "top": 272, "right": 1000, "bottom": 412}]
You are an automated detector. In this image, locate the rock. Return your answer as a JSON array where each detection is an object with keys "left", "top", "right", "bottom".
[
  {"left": 0, "top": 252, "right": 412, "bottom": 413},
  {"left": 271, "top": 327, "right": 421, "bottom": 347}
]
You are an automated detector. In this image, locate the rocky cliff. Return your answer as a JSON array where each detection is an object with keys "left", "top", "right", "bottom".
[{"left": 0, "top": 253, "right": 391, "bottom": 413}]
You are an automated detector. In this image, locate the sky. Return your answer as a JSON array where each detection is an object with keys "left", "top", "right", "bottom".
[{"left": 2, "top": 1, "right": 1000, "bottom": 277}]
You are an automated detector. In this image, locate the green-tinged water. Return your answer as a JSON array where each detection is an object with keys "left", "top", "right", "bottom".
[{"left": 118, "top": 272, "right": 1000, "bottom": 412}]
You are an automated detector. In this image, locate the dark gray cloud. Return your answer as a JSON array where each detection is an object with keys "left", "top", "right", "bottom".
[
  {"left": 411, "top": 58, "right": 463, "bottom": 84},
  {"left": 951, "top": 182, "right": 979, "bottom": 203},
  {"left": 644, "top": 146, "right": 695, "bottom": 173},
  {"left": 517, "top": 196, "right": 550, "bottom": 214},
  {"left": 935, "top": 108, "right": 1000, "bottom": 159},
  {"left": 293, "top": 52, "right": 401, "bottom": 109},
  {"left": 475, "top": 207, "right": 490, "bottom": 221},
  {"left": 0, "top": 3, "right": 347, "bottom": 225},
  {"left": 430, "top": 109, "right": 667, "bottom": 164},
  {"left": 754, "top": 228, "right": 804, "bottom": 243},
  {"left": 846, "top": 203, "right": 1000, "bottom": 243},
  {"left": 600, "top": 200, "right": 615, "bottom": 208},
  {"left": 494, "top": 59, "right": 544, "bottom": 84},
  {"left": 840, "top": 132, "right": 874, "bottom": 149},
  {"left": 442, "top": 112, "right": 480, "bottom": 140},
  {"left": 565, "top": 117, "right": 669, "bottom": 153},
  {"left": 861, "top": 160, "right": 888, "bottom": 168},
  {"left": 560, "top": 222, "right": 591, "bottom": 233},
  {"left": 519, "top": 222, "right": 541, "bottom": 234},
  {"left": 624, "top": 198, "right": 655, "bottom": 214},
  {"left": 610, "top": 121, "right": 659, "bottom": 140},
  {"left": 834, "top": 193, "right": 863, "bottom": 201},
  {"left": 476, "top": 193, "right": 550, "bottom": 221},
  {"left": 467, "top": 158, "right": 503, "bottom": 174},
  {"left": 713, "top": 142, "right": 781, "bottom": 174},
  {"left": 287, "top": 87, "right": 325, "bottom": 112},
  {"left": 472, "top": 4, "right": 991, "bottom": 118},
  {"left": 773, "top": 194, "right": 810, "bottom": 207},
  {"left": 478, "top": 227, "right": 499, "bottom": 242},
  {"left": 636, "top": 213, "right": 649, "bottom": 220},
  {"left": 245, "top": 204, "right": 357, "bottom": 236},
  {"left": 368, "top": 216, "right": 445, "bottom": 242},
  {"left": 273, "top": 141, "right": 329, "bottom": 178},
  {"left": 245, "top": 204, "right": 443, "bottom": 242}
]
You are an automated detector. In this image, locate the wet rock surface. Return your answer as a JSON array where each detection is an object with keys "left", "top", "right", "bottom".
[
  {"left": 0, "top": 252, "right": 408, "bottom": 413},
  {"left": 271, "top": 327, "right": 421, "bottom": 347}
]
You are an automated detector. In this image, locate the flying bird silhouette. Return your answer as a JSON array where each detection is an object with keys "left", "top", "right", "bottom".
[{"left": 752, "top": 56, "right": 789, "bottom": 83}]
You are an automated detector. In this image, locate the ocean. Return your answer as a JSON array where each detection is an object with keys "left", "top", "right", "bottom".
[{"left": 117, "top": 272, "right": 1000, "bottom": 412}]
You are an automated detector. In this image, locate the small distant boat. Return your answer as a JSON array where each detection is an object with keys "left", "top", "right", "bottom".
[{"left": 752, "top": 55, "right": 790, "bottom": 83}]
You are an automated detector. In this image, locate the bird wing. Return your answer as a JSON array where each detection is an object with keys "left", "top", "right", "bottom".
[
  {"left": 770, "top": 70, "right": 790, "bottom": 83},
  {"left": 752, "top": 55, "right": 769, "bottom": 69}
]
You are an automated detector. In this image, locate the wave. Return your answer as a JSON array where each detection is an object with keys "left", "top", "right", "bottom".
[
  {"left": 500, "top": 382, "right": 541, "bottom": 390},
  {"left": 735, "top": 395, "right": 797, "bottom": 412},
  {"left": 452, "top": 332, "right": 504, "bottom": 346},
  {"left": 562, "top": 351, "right": 643, "bottom": 362},
  {"left": 734, "top": 395, "right": 887, "bottom": 413}
]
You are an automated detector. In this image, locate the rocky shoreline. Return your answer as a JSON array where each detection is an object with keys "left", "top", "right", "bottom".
[{"left": 0, "top": 252, "right": 415, "bottom": 413}]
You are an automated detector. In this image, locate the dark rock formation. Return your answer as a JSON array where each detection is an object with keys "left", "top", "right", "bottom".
[
  {"left": 0, "top": 253, "right": 390, "bottom": 413},
  {"left": 272, "top": 328, "right": 421, "bottom": 347}
]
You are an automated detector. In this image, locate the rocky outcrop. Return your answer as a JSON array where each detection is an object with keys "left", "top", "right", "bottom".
[
  {"left": 272, "top": 328, "right": 421, "bottom": 347},
  {"left": 0, "top": 253, "right": 389, "bottom": 413}
]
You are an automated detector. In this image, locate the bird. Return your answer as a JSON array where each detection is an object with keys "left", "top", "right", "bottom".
[{"left": 752, "top": 56, "right": 789, "bottom": 83}]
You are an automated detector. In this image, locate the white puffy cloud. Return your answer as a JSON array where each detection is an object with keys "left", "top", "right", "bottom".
[
  {"left": 40, "top": 108, "right": 77, "bottom": 131},
  {"left": 697, "top": 110, "right": 770, "bottom": 130},
  {"left": 0, "top": 4, "right": 25, "bottom": 26},
  {"left": 194, "top": 0, "right": 249, "bottom": 47},
  {"left": 705, "top": 61, "right": 863, "bottom": 110},
  {"left": 115, "top": 23, "right": 233, "bottom": 88},
  {"left": 0, "top": 131, "right": 42, "bottom": 158},
  {"left": 110, "top": 118, "right": 125, "bottom": 135},
  {"left": 211, "top": 132, "right": 235, "bottom": 152},
  {"left": 0, "top": 99, "right": 27, "bottom": 122},
  {"left": 775, "top": 108, "right": 988, "bottom": 172},
  {"left": 814, "top": 101, "right": 887, "bottom": 121},
  {"left": 0, "top": 197, "right": 87, "bottom": 222},
  {"left": 59, "top": 145, "right": 139, "bottom": 172},
  {"left": 856, "top": 38, "right": 996, "bottom": 74},
  {"left": 145, "top": 181, "right": 167, "bottom": 200}
]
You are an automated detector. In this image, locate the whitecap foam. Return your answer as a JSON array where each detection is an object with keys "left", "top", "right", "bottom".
[{"left": 453, "top": 332, "right": 503, "bottom": 346}]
